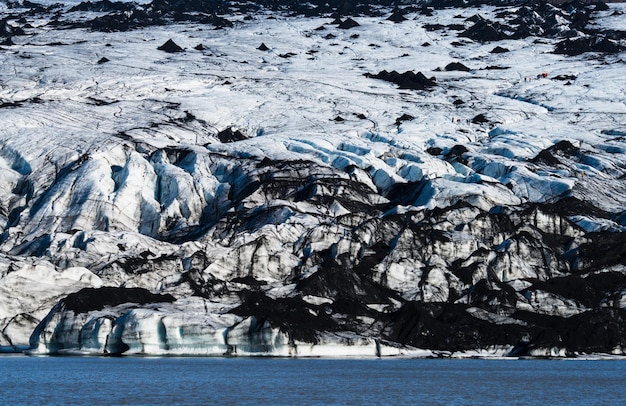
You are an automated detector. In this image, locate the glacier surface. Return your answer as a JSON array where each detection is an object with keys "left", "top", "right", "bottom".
[{"left": 0, "top": 0, "right": 625, "bottom": 357}]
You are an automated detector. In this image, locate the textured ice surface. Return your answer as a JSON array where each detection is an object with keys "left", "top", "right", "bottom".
[{"left": 1, "top": 1, "right": 625, "bottom": 356}]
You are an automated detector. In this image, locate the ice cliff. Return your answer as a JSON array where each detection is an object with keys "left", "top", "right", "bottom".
[{"left": 0, "top": 0, "right": 625, "bottom": 357}]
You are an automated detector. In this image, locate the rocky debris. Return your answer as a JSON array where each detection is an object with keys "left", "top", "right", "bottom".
[
  {"left": 68, "top": 0, "right": 135, "bottom": 13},
  {"left": 471, "top": 113, "right": 490, "bottom": 124},
  {"left": 217, "top": 127, "right": 248, "bottom": 143},
  {"left": 531, "top": 139, "right": 580, "bottom": 165},
  {"left": 5, "top": 0, "right": 620, "bottom": 42},
  {"left": 552, "top": 74, "right": 577, "bottom": 81},
  {"left": 82, "top": 9, "right": 165, "bottom": 32},
  {"left": 62, "top": 287, "right": 176, "bottom": 313},
  {"left": 1, "top": 18, "right": 26, "bottom": 37},
  {"left": 257, "top": 42, "right": 269, "bottom": 51},
  {"left": 364, "top": 70, "right": 437, "bottom": 90},
  {"left": 385, "top": 302, "right": 527, "bottom": 352},
  {"left": 490, "top": 45, "right": 509, "bottom": 53},
  {"left": 338, "top": 17, "right": 360, "bottom": 29},
  {"left": 0, "top": 37, "right": 15, "bottom": 46},
  {"left": 232, "top": 291, "right": 338, "bottom": 343},
  {"left": 460, "top": 19, "right": 508, "bottom": 42},
  {"left": 387, "top": 10, "right": 408, "bottom": 23},
  {"left": 444, "top": 62, "right": 472, "bottom": 72},
  {"left": 554, "top": 35, "right": 624, "bottom": 55},
  {"left": 183, "top": 13, "right": 233, "bottom": 28},
  {"left": 449, "top": 1, "right": 624, "bottom": 44},
  {"left": 509, "top": 309, "right": 626, "bottom": 357},
  {"left": 395, "top": 113, "right": 415, "bottom": 125},
  {"left": 157, "top": 39, "right": 184, "bottom": 53}
]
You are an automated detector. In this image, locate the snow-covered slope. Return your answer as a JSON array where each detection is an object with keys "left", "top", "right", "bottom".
[{"left": 0, "top": 0, "right": 625, "bottom": 357}]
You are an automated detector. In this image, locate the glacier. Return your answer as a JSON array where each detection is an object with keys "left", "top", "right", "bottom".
[{"left": 0, "top": 0, "right": 625, "bottom": 357}]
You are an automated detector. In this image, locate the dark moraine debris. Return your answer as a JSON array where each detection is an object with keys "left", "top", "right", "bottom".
[
  {"left": 490, "top": 45, "right": 509, "bottom": 53},
  {"left": 395, "top": 113, "right": 414, "bottom": 125},
  {"left": 424, "top": 23, "right": 445, "bottom": 32},
  {"left": 466, "top": 13, "right": 488, "bottom": 23},
  {"left": 460, "top": 20, "right": 507, "bottom": 42},
  {"left": 576, "top": 232, "right": 626, "bottom": 271},
  {"left": 445, "top": 62, "right": 471, "bottom": 72},
  {"left": 426, "top": 146, "right": 443, "bottom": 156},
  {"left": 448, "top": 24, "right": 466, "bottom": 31},
  {"left": 524, "top": 271, "right": 626, "bottom": 309},
  {"left": 445, "top": 144, "right": 469, "bottom": 164},
  {"left": 531, "top": 139, "right": 580, "bottom": 165},
  {"left": 158, "top": 39, "right": 184, "bottom": 53},
  {"left": 202, "top": 13, "right": 233, "bottom": 29},
  {"left": 387, "top": 10, "right": 407, "bottom": 23},
  {"left": 509, "top": 308, "right": 626, "bottom": 356},
  {"left": 384, "top": 179, "right": 429, "bottom": 206},
  {"left": 0, "top": 19, "right": 26, "bottom": 37},
  {"left": 231, "top": 275, "right": 267, "bottom": 287},
  {"left": 296, "top": 251, "right": 391, "bottom": 304},
  {"left": 471, "top": 113, "right": 490, "bottom": 124},
  {"left": 0, "top": 101, "right": 22, "bottom": 108},
  {"left": 593, "top": 2, "right": 610, "bottom": 12},
  {"left": 69, "top": 0, "right": 135, "bottom": 13},
  {"left": 541, "top": 195, "right": 610, "bottom": 219},
  {"left": 552, "top": 74, "right": 577, "bottom": 81},
  {"left": 217, "top": 127, "right": 248, "bottom": 143},
  {"left": 364, "top": 70, "right": 436, "bottom": 91},
  {"left": 231, "top": 291, "right": 337, "bottom": 344},
  {"left": 464, "top": 279, "right": 519, "bottom": 316},
  {"left": 329, "top": 17, "right": 343, "bottom": 25},
  {"left": 338, "top": 17, "right": 360, "bottom": 29},
  {"left": 419, "top": 6, "right": 434, "bottom": 16},
  {"left": 385, "top": 302, "right": 527, "bottom": 352},
  {"left": 62, "top": 287, "right": 176, "bottom": 313},
  {"left": 554, "top": 35, "right": 623, "bottom": 56},
  {"left": 84, "top": 9, "right": 163, "bottom": 32}
]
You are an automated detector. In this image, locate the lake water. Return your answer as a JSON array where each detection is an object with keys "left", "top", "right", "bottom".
[{"left": 1, "top": 356, "right": 626, "bottom": 405}]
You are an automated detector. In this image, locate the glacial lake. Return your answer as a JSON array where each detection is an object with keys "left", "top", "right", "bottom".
[{"left": 2, "top": 355, "right": 626, "bottom": 405}]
